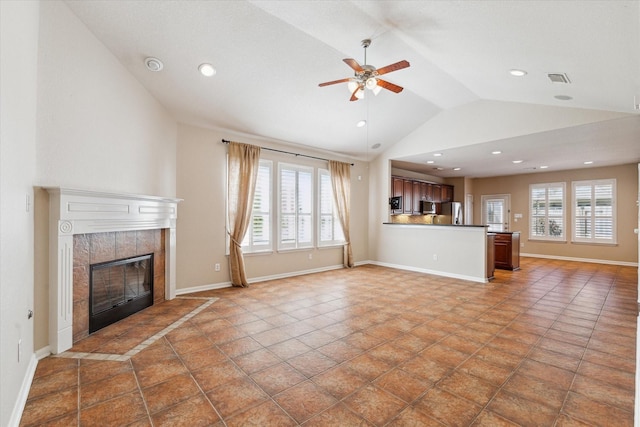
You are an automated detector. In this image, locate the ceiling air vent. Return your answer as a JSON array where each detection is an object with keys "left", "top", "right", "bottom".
[{"left": 548, "top": 73, "right": 571, "bottom": 84}]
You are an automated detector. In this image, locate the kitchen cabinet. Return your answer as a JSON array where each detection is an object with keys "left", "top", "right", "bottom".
[
  {"left": 392, "top": 177, "right": 403, "bottom": 214},
  {"left": 441, "top": 185, "right": 454, "bottom": 203},
  {"left": 494, "top": 232, "right": 520, "bottom": 270},
  {"left": 431, "top": 184, "right": 442, "bottom": 203},
  {"left": 422, "top": 182, "right": 433, "bottom": 202},
  {"left": 402, "top": 179, "right": 413, "bottom": 214},
  {"left": 487, "top": 233, "right": 496, "bottom": 280},
  {"left": 390, "top": 176, "right": 455, "bottom": 214},
  {"left": 412, "top": 181, "right": 422, "bottom": 214}
]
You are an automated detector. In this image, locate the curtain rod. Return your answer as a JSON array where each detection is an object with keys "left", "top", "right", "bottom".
[{"left": 221, "top": 139, "right": 354, "bottom": 166}]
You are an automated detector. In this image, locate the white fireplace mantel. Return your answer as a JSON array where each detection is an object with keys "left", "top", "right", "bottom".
[{"left": 45, "top": 187, "right": 182, "bottom": 354}]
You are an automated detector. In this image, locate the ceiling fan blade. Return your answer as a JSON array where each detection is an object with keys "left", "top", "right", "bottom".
[
  {"left": 377, "top": 79, "right": 404, "bottom": 93},
  {"left": 376, "top": 60, "right": 410, "bottom": 76},
  {"left": 349, "top": 85, "right": 362, "bottom": 102},
  {"left": 343, "top": 58, "right": 364, "bottom": 72},
  {"left": 318, "top": 78, "right": 351, "bottom": 87}
]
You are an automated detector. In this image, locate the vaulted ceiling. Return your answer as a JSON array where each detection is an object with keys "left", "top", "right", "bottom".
[{"left": 65, "top": 0, "right": 640, "bottom": 177}]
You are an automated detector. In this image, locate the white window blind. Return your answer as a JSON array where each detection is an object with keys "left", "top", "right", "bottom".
[
  {"left": 529, "top": 182, "right": 565, "bottom": 241},
  {"left": 572, "top": 179, "right": 616, "bottom": 244},
  {"left": 241, "top": 160, "right": 272, "bottom": 252},
  {"left": 318, "top": 169, "right": 345, "bottom": 246},
  {"left": 278, "top": 163, "right": 313, "bottom": 250}
]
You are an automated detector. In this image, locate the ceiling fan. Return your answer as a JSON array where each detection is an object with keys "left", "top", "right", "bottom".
[{"left": 319, "top": 39, "right": 410, "bottom": 102}]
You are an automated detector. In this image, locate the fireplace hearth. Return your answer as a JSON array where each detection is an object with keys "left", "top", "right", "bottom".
[{"left": 90, "top": 254, "right": 154, "bottom": 333}]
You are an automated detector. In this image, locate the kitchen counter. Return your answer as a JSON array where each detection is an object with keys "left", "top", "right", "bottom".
[
  {"left": 383, "top": 222, "right": 487, "bottom": 228},
  {"left": 379, "top": 223, "right": 492, "bottom": 282}
]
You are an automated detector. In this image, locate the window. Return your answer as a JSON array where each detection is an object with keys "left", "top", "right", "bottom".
[
  {"left": 529, "top": 182, "right": 565, "bottom": 241},
  {"left": 318, "top": 169, "right": 345, "bottom": 246},
  {"left": 241, "top": 160, "right": 272, "bottom": 252},
  {"left": 278, "top": 163, "right": 313, "bottom": 250},
  {"left": 572, "top": 179, "right": 616, "bottom": 244}
]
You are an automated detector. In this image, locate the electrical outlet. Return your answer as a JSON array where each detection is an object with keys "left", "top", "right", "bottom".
[
  {"left": 433, "top": 254, "right": 438, "bottom": 261},
  {"left": 214, "top": 263, "right": 220, "bottom": 272},
  {"left": 308, "top": 253, "right": 313, "bottom": 260}
]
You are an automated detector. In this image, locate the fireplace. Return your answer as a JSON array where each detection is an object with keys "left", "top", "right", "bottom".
[
  {"left": 46, "top": 187, "right": 181, "bottom": 354},
  {"left": 90, "top": 253, "right": 154, "bottom": 333}
]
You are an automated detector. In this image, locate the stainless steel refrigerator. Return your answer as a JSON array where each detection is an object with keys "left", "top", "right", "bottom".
[{"left": 440, "top": 202, "right": 463, "bottom": 225}]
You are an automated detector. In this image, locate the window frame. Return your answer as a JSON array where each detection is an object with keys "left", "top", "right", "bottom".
[
  {"left": 529, "top": 182, "right": 566, "bottom": 242},
  {"left": 318, "top": 168, "right": 345, "bottom": 247},
  {"left": 240, "top": 159, "right": 273, "bottom": 254},
  {"left": 277, "top": 162, "right": 315, "bottom": 251},
  {"left": 571, "top": 179, "right": 616, "bottom": 245}
]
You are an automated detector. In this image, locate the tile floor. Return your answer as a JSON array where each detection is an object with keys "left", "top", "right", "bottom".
[{"left": 20, "top": 258, "right": 637, "bottom": 426}]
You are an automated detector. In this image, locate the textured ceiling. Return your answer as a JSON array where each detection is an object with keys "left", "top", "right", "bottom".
[{"left": 65, "top": 0, "right": 640, "bottom": 177}]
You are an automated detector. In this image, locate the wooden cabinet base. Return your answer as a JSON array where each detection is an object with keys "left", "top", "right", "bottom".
[{"left": 494, "top": 232, "right": 520, "bottom": 271}]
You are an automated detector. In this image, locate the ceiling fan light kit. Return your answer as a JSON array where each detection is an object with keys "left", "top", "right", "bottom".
[{"left": 319, "top": 39, "right": 410, "bottom": 101}]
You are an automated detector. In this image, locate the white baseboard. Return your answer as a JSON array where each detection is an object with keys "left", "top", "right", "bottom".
[
  {"left": 8, "top": 353, "right": 38, "bottom": 427},
  {"left": 521, "top": 253, "right": 638, "bottom": 267},
  {"left": 247, "top": 264, "right": 345, "bottom": 284},
  {"left": 175, "top": 281, "right": 232, "bottom": 296},
  {"left": 175, "top": 263, "right": 347, "bottom": 295},
  {"left": 35, "top": 346, "right": 51, "bottom": 360},
  {"left": 367, "top": 260, "right": 489, "bottom": 283}
]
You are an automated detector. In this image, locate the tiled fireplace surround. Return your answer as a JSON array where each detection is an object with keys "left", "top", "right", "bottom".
[
  {"left": 46, "top": 188, "right": 181, "bottom": 354},
  {"left": 72, "top": 229, "right": 166, "bottom": 343}
]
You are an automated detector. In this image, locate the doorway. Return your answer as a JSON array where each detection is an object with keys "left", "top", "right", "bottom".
[{"left": 481, "top": 194, "right": 511, "bottom": 232}]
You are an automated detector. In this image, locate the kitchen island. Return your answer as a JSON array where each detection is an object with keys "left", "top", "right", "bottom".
[
  {"left": 493, "top": 231, "right": 521, "bottom": 270},
  {"left": 379, "top": 223, "right": 493, "bottom": 283}
]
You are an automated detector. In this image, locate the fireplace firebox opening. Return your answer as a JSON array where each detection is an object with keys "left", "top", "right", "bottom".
[{"left": 89, "top": 253, "right": 154, "bottom": 333}]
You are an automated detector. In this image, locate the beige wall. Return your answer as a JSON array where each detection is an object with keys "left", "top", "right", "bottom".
[
  {"left": 471, "top": 163, "right": 638, "bottom": 263},
  {"left": 176, "top": 124, "right": 370, "bottom": 290},
  {"left": 32, "top": 1, "right": 178, "bottom": 352}
]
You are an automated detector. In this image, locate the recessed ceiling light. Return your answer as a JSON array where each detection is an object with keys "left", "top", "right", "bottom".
[
  {"left": 492, "top": 150, "right": 502, "bottom": 155},
  {"left": 512, "top": 160, "right": 523, "bottom": 164},
  {"left": 584, "top": 161, "right": 593, "bottom": 165},
  {"left": 453, "top": 167, "right": 461, "bottom": 171},
  {"left": 426, "top": 160, "right": 435, "bottom": 164},
  {"left": 356, "top": 120, "right": 366, "bottom": 128},
  {"left": 433, "top": 153, "right": 443, "bottom": 157},
  {"left": 509, "top": 69, "right": 527, "bottom": 77},
  {"left": 145, "top": 57, "right": 163, "bottom": 72},
  {"left": 540, "top": 165, "right": 549, "bottom": 169},
  {"left": 198, "top": 63, "right": 216, "bottom": 77},
  {"left": 554, "top": 95, "right": 573, "bottom": 101}
]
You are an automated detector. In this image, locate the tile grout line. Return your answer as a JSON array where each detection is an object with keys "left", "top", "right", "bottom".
[{"left": 54, "top": 297, "right": 219, "bottom": 361}]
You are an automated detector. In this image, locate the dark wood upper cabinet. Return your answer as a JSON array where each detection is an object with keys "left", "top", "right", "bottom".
[
  {"left": 431, "top": 184, "right": 442, "bottom": 203},
  {"left": 412, "top": 181, "right": 422, "bottom": 214},
  {"left": 420, "top": 182, "right": 432, "bottom": 202},
  {"left": 441, "top": 185, "right": 454, "bottom": 203},
  {"left": 391, "top": 177, "right": 404, "bottom": 214},
  {"left": 402, "top": 179, "right": 413, "bottom": 214},
  {"left": 390, "top": 176, "right": 454, "bottom": 214}
]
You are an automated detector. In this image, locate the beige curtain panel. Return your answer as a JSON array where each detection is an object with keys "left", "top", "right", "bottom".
[
  {"left": 227, "top": 141, "right": 261, "bottom": 287},
  {"left": 329, "top": 160, "right": 354, "bottom": 268}
]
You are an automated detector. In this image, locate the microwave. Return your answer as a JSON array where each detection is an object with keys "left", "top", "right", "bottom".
[{"left": 420, "top": 201, "right": 437, "bottom": 214}]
